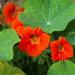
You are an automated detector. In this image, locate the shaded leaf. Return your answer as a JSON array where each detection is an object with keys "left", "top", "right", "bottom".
[
  {"left": 0, "top": 61, "right": 26, "bottom": 75},
  {"left": 65, "top": 20, "right": 75, "bottom": 45}
]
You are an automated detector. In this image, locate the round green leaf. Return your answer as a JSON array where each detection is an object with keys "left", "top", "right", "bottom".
[
  {"left": 0, "top": 61, "right": 26, "bottom": 75},
  {"left": 0, "top": 29, "right": 20, "bottom": 61},
  {"left": 19, "top": 0, "right": 75, "bottom": 33},
  {"left": 47, "top": 61, "right": 75, "bottom": 75}
]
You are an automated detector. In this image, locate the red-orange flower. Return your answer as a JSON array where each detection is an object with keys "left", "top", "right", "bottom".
[
  {"left": 11, "top": 19, "right": 25, "bottom": 37},
  {"left": 18, "top": 27, "right": 50, "bottom": 57},
  {"left": 2, "top": 2, "right": 24, "bottom": 25},
  {"left": 50, "top": 37, "right": 73, "bottom": 61},
  {"left": 11, "top": 19, "right": 32, "bottom": 38}
]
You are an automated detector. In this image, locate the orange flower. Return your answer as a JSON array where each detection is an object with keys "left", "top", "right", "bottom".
[
  {"left": 11, "top": 19, "right": 31, "bottom": 38},
  {"left": 11, "top": 19, "right": 24, "bottom": 37},
  {"left": 18, "top": 27, "right": 50, "bottom": 57},
  {"left": 50, "top": 37, "right": 73, "bottom": 61},
  {"left": 2, "top": 2, "right": 24, "bottom": 25}
]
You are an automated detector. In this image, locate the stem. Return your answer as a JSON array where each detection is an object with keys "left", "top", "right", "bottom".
[{"left": 45, "top": 57, "right": 50, "bottom": 68}]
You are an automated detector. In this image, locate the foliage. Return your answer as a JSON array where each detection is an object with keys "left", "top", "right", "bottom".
[
  {"left": 0, "top": 0, "right": 75, "bottom": 75},
  {"left": 47, "top": 61, "right": 75, "bottom": 75},
  {"left": 0, "top": 60, "right": 26, "bottom": 75},
  {"left": 19, "top": 0, "right": 75, "bottom": 33},
  {"left": 0, "top": 29, "right": 20, "bottom": 61}
]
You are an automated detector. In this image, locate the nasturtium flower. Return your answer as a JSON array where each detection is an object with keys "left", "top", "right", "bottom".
[
  {"left": 50, "top": 37, "right": 73, "bottom": 61},
  {"left": 11, "top": 19, "right": 25, "bottom": 37},
  {"left": 18, "top": 27, "right": 50, "bottom": 57},
  {"left": 2, "top": 2, "right": 24, "bottom": 25}
]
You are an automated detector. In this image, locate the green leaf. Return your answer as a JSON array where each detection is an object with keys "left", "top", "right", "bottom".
[
  {"left": 65, "top": 20, "right": 75, "bottom": 45},
  {"left": 0, "top": 61, "right": 26, "bottom": 75},
  {"left": 52, "top": 20, "right": 75, "bottom": 45},
  {"left": 47, "top": 61, "right": 75, "bottom": 75},
  {"left": 19, "top": 0, "right": 75, "bottom": 33},
  {"left": 0, "top": 29, "right": 20, "bottom": 61},
  {"left": 66, "top": 33, "right": 75, "bottom": 45}
]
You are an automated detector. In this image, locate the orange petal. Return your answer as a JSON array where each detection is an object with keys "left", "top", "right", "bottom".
[{"left": 39, "top": 33, "right": 50, "bottom": 53}]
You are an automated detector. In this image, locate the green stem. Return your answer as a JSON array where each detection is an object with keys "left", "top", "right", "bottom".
[{"left": 45, "top": 57, "right": 50, "bottom": 68}]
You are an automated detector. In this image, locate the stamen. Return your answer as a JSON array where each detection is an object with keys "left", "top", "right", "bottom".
[{"left": 30, "top": 35, "right": 39, "bottom": 44}]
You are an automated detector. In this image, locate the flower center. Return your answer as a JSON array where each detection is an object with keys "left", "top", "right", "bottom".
[
  {"left": 30, "top": 35, "right": 39, "bottom": 44},
  {"left": 58, "top": 45, "right": 64, "bottom": 52}
]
